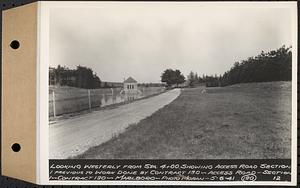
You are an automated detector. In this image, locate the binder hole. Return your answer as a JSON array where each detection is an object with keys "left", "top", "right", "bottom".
[
  {"left": 11, "top": 143, "right": 21, "bottom": 152},
  {"left": 10, "top": 40, "right": 20, "bottom": 49}
]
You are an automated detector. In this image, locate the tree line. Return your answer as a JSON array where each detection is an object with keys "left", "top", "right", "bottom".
[
  {"left": 52, "top": 46, "right": 291, "bottom": 89},
  {"left": 220, "top": 45, "right": 292, "bottom": 86},
  {"left": 49, "top": 65, "right": 101, "bottom": 89},
  {"left": 185, "top": 45, "right": 292, "bottom": 87}
]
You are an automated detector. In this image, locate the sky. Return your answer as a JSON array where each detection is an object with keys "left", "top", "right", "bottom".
[{"left": 49, "top": 2, "right": 295, "bottom": 83}]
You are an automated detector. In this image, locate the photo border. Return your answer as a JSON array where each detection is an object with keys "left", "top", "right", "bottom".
[{"left": 38, "top": 1, "right": 298, "bottom": 186}]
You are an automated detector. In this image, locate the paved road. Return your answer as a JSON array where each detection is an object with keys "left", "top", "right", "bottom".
[{"left": 49, "top": 89, "right": 181, "bottom": 159}]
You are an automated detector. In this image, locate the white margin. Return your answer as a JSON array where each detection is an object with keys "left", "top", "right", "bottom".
[
  {"left": 36, "top": 1, "right": 41, "bottom": 184},
  {"left": 290, "top": 2, "right": 298, "bottom": 186},
  {"left": 38, "top": 1, "right": 50, "bottom": 184}
]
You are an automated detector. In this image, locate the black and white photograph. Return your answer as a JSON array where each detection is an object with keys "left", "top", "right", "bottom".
[
  {"left": 47, "top": 2, "right": 296, "bottom": 161},
  {"left": 42, "top": 2, "right": 298, "bottom": 185},
  {"left": 0, "top": 1, "right": 297, "bottom": 186}
]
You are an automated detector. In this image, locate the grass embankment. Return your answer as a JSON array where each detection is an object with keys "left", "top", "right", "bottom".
[{"left": 77, "top": 81, "right": 291, "bottom": 159}]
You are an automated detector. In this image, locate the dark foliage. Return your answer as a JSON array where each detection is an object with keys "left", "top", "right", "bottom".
[
  {"left": 220, "top": 45, "right": 292, "bottom": 86},
  {"left": 49, "top": 65, "right": 102, "bottom": 89},
  {"left": 161, "top": 69, "right": 185, "bottom": 86},
  {"left": 187, "top": 71, "right": 220, "bottom": 87},
  {"left": 205, "top": 75, "right": 221, "bottom": 87}
]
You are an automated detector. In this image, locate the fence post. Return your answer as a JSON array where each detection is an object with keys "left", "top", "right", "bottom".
[
  {"left": 52, "top": 90, "right": 56, "bottom": 118},
  {"left": 88, "top": 89, "right": 91, "bottom": 110},
  {"left": 111, "top": 88, "right": 114, "bottom": 104}
]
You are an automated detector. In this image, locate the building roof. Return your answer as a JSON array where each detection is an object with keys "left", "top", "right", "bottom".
[{"left": 124, "top": 77, "right": 137, "bottom": 83}]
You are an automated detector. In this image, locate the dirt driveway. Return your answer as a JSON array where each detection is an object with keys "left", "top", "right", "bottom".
[{"left": 49, "top": 88, "right": 181, "bottom": 159}]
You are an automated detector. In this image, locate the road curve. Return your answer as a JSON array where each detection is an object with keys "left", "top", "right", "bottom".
[{"left": 49, "top": 89, "right": 181, "bottom": 159}]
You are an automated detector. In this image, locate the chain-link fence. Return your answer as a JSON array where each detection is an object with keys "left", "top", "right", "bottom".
[{"left": 49, "top": 86, "right": 165, "bottom": 117}]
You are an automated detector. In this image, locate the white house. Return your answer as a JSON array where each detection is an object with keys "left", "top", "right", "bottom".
[{"left": 123, "top": 77, "right": 138, "bottom": 93}]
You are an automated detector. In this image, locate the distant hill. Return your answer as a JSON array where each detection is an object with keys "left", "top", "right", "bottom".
[{"left": 100, "top": 82, "right": 123, "bottom": 88}]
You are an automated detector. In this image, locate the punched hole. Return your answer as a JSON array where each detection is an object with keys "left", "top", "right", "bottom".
[
  {"left": 11, "top": 143, "right": 21, "bottom": 152},
  {"left": 10, "top": 40, "right": 20, "bottom": 49}
]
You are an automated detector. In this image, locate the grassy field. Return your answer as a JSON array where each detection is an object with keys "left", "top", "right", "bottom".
[{"left": 77, "top": 81, "right": 291, "bottom": 159}]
